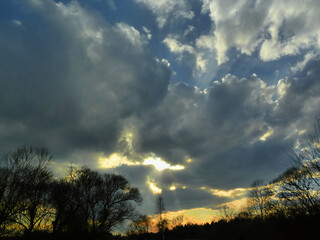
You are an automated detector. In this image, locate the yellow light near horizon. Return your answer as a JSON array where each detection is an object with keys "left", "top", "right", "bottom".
[
  {"left": 164, "top": 208, "right": 220, "bottom": 225},
  {"left": 210, "top": 188, "right": 247, "bottom": 198},
  {"left": 169, "top": 185, "right": 176, "bottom": 191},
  {"left": 218, "top": 197, "right": 249, "bottom": 212}
]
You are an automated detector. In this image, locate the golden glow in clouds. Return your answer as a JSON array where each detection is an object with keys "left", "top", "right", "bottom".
[
  {"left": 259, "top": 127, "right": 274, "bottom": 141},
  {"left": 147, "top": 177, "right": 162, "bottom": 194},
  {"left": 143, "top": 157, "right": 185, "bottom": 171},
  {"left": 98, "top": 153, "right": 139, "bottom": 169},
  {"left": 210, "top": 188, "right": 247, "bottom": 198},
  {"left": 169, "top": 185, "right": 176, "bottom": 191}
]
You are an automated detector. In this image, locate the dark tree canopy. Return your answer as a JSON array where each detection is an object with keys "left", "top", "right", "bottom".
[
  {"left": 0, "top": 146, "right": 53, "bottom": 237},
  {"left": 0, "top": 147, "right": 142, "bottom": 240},
  {"left": 51, "top": 167, "right": 142, "bottom": 238}
]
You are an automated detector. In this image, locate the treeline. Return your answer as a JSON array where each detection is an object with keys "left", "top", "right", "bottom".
[
  {"left": 0, "top": 146, "right": 141, "bottom": 240},
  {"left": 2, "top": 123, "right": 320, "bottom": 240},
  {"left": 126, "top": 123, "right": 320, "bottom": 240},
  {"left": 247, "top": 122, "right": 320, "bottom": 219}
]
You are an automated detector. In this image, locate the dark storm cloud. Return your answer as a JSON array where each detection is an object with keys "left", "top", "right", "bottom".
[
  {"left": 135, "top": 60, "right": 320, "bottom": 195},
  {"left": 111, "top": 164, "right": 228, "bottom": 211},
  {"left": 0, "top": 0, "right": 170, "bottom": 157},
  {"left": 135, "top": 82, "right": 206, "bottom": 162},
  {"left": 188, "top": 140, "right": 289, "bottom": 189},
  {"left": 136, "top": 76, "right": 270, "bottom": 163},
  {"left": 269, "top": 61, "right": 320, "bottom": 128},
  {"left": 161, "top": 188, "right": 226, "bottom": 211},
  {"left": 152, "top": 139, "right": 288, "bottom": 191},
  {"left": 106, "top": 165, "right": 153, "bottom": 189}
]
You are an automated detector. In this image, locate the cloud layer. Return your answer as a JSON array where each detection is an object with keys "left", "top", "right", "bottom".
[
  {"left": 150, "top": 0, "right": 320, "bottom": 84},
  {"left": 0, "top": 0, "right": 170, "bottom": 156},
  {"left": 201, "top": 0, "right": 320, "bottom": 64},
  {"left": 1, "top": 0, "right": 320, "bottom": 215}
]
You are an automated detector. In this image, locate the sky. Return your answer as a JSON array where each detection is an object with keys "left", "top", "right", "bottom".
[{"left": 1, "top": 0, "right": 320, "bottom": 224}]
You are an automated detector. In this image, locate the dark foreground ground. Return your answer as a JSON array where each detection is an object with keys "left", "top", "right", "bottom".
[{"left": 1, "top": 212, "right": 319, "bottom": 240}]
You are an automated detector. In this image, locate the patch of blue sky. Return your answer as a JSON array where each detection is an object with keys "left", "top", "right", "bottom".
[
  {"left": 0, "top": 1, "right": 52, "bottom": 45},
  {"left": 0, "top": 1, "right": 35, "bottom": 23}
]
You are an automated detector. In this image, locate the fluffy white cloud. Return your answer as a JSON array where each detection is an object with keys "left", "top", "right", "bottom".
[
  {"left": 201, "top": 0, "right": 320, "bottom": 64},
  {"left": 134, "top": 0, "right": 194, "bottom": 28},
  {"left": 163, "top": 36, "right": 195, "bottom": 55},
  {"left": 163, "top": 35, "right": 210, "bottom": 74},
  {"left": 114, "top": 22, "right": 149, "bottom": 50},
  {"left": 142, "top": 26, "right": 152, "bottom": 40}
]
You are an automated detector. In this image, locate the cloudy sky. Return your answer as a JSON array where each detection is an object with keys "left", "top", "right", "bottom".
[{"left": 1, "top": 0, "right": 320, "bottom": 223}]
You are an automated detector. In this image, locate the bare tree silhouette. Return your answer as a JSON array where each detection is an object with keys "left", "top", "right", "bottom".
[
  {"left": 0, "top": 146, "right": 53, "bottom": 238},
  {"left": 51, "top": 167, "right": 142, "bottom": 239},
  {"left": 247, "top": 179, "right": 273, "bottom": 218},
  {"left": 156, "top": 195, "right": 167, "bottom": 240}
]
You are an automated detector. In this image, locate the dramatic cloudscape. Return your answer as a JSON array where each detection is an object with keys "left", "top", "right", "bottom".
[{"left": 1, "top": 0, "right": 320, "bottom": 223}]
